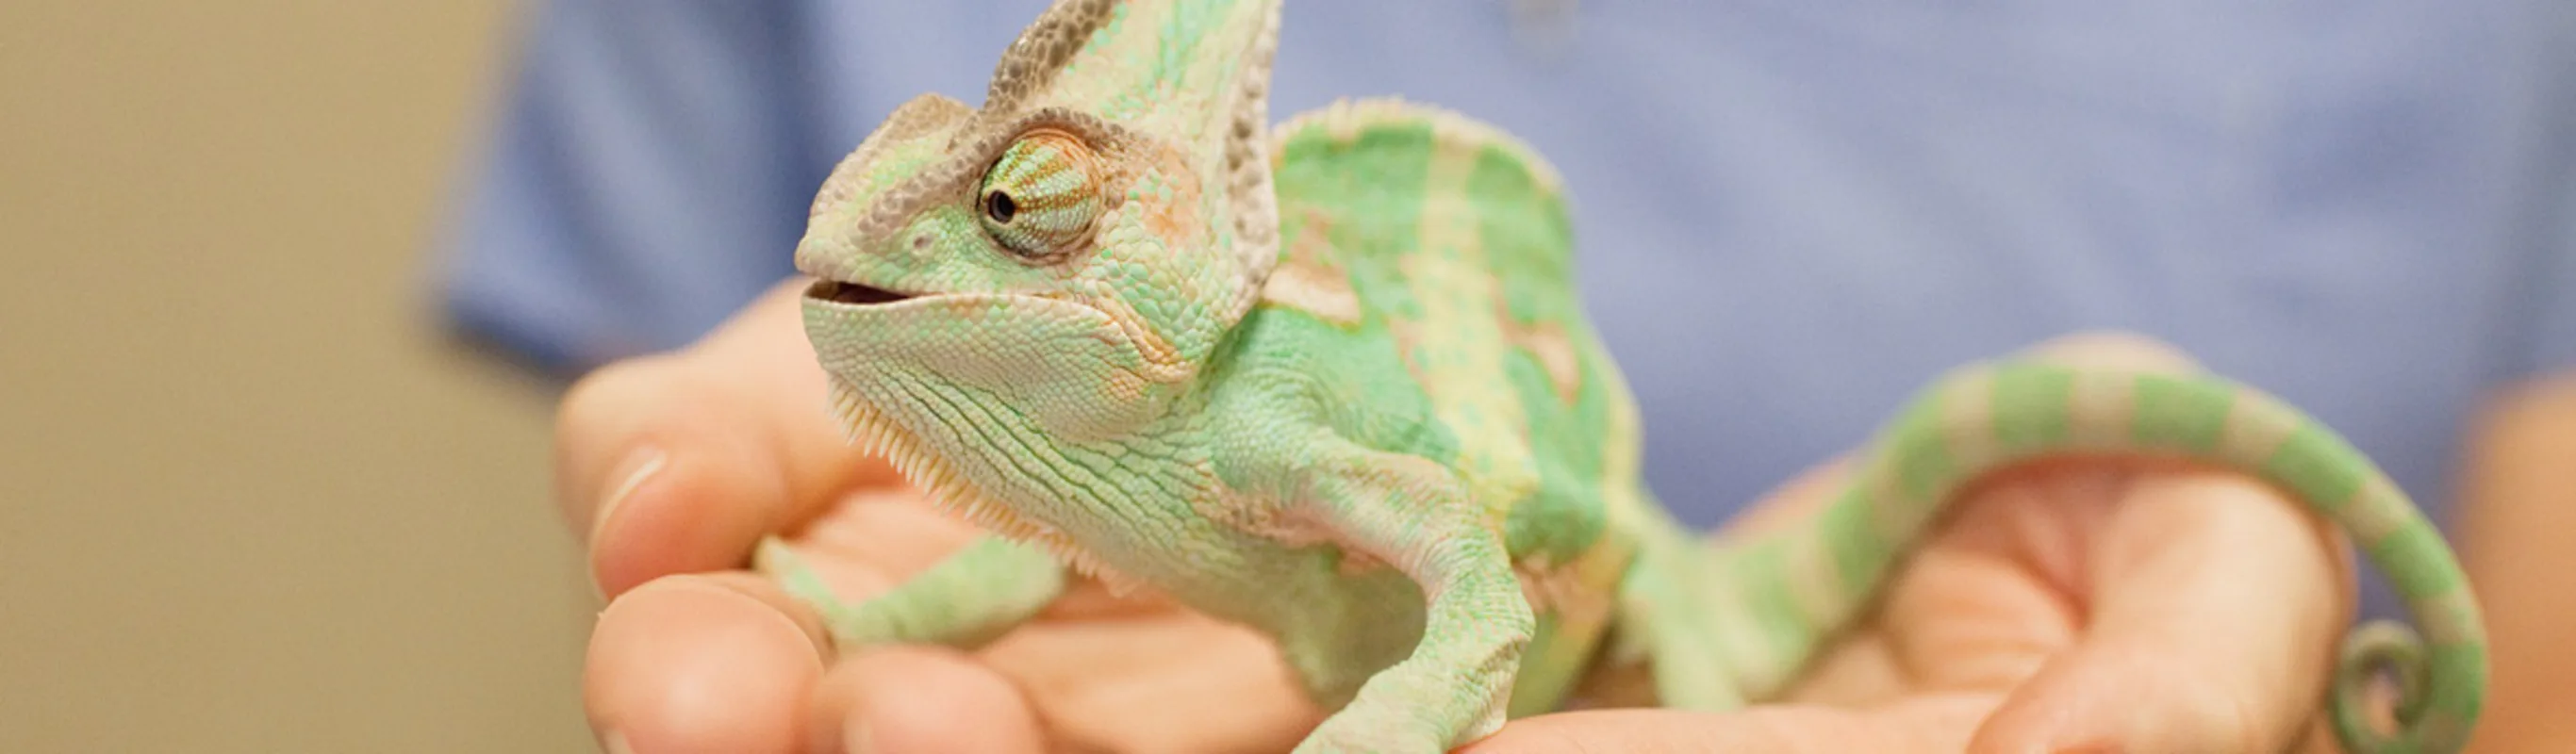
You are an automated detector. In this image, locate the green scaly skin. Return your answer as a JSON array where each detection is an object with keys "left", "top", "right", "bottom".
[{"left": 751, "top": 1, "right": 2488, "bottom": 750}]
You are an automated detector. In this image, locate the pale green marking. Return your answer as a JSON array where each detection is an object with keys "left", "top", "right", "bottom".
[
  {"left": 2218, "top": 390, "right": 2304, "bottom": 467},
  {"left": 1781, "top": 528, "right": 1855, "bottom": 631},
  {"left": 2341, "top": 475, "right": 2417, "bottom": 547},
  {"left": 1403, "top": 118, "right": 1544, "bottom": 525},
  {"left": 1936, "top": 366, "right": 2006, "bottom": 470},
  {"left": 2064, "top": 369, "right": 2137, "bottom": 450},
  {"left": 2418, "top": 589, "right": 2485, "bottom": 648},
  {"left": 1818, "top": 486, "right": 1891, "bottom": 605}
]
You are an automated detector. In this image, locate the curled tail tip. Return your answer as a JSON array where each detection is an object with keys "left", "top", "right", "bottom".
[{"left": 2331, "top": 620, "right": 2481, "bottom": 754}]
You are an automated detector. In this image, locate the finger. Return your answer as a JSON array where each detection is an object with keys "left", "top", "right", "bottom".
[
  {"left": 554, "top": 278, "right": 898, "bottom": 596},
  {"left": 2008, "top": 330, "right": 2203, "bottom": 373},
  {"left": 1462, "top": 694, "right": 1998, "bottom": 754},
  {"left": 981, "top": 613, "right": 1325, "bottom": 753},
  {"left": 1968, "top": 469, "right": 2350, "bottom": 753},
  {"left": 586, "top": 572, "right": 831, "bottom": 753},
  {"left": 806, "top": 647, "right": 1048, "bottom": 754},
  {"left": 788, "top": 488, "right": 987, "bottom": 584},
  {"left": 1714, "top": 457, "right": 1853, "bottom": 540}
]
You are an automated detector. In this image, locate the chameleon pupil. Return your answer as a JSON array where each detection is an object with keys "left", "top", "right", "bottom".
[{"left": 985, "top": 190, "right": 1018, "bottom": 223}]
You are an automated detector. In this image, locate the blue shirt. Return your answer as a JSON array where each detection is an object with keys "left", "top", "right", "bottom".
[{"left": 441, "top": 0, "right": 2576, "bottom": 615}]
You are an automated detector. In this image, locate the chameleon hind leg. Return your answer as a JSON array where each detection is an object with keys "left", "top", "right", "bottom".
[{"left": 756, "top": 533, "right": 1065, "bottom": 649}]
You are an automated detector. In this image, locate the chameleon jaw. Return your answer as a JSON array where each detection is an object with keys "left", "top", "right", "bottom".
[{"left": 796, "top": 286, "right": 1160, "bottom": 595}]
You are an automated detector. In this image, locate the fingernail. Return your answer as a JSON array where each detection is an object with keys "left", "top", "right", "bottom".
[
  {"left": 591, "top": 448, "right": 668, "bottom": 546},
  {"left": 588, "top": 448, "right": 667, "bottom": 599},
  {"left": 599, "top": 729, "right": 636, "bottom": 754}
]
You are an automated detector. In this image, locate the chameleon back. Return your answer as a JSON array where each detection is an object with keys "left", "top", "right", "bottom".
[{"left": 1244, "top": 100, "right": 1660, "bottom": 713}]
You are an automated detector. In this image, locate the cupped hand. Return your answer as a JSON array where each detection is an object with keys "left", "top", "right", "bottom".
[
  {"left": 1469, "top": 335, "right": 2360, "bottom": 753},
  {"left": 558, "top": 280, "right": 1325, "bottom": 754},
  {"left": 557, "top": 281, "right": 2358, "bottom": 753}
]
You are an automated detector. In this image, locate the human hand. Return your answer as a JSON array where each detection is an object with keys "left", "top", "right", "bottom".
[
  {"left": 558, "top": 280, "right": 1328, "bottom": 753},
  {"left": 1466, "top": 334, "right": 2360, "bottom": 753},
  {"left": 557, "top": 280, "right": 2357, "bottom": 753}
]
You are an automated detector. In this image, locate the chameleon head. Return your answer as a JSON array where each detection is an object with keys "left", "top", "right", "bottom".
[{"left": 791, "top": 0, "right": 1282, "bottom": 535}]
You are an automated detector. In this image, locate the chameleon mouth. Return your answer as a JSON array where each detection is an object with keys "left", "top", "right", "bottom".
[{"left": 807, "top": 279, "right": 916, "bottom": 306}]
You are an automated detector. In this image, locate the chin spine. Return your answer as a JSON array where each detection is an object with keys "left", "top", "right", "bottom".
[{"left": 823, "top": 378, "right": 1145, "bottom": 594}]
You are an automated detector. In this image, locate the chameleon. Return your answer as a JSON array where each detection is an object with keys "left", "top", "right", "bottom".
[{"left": 752, "top": 0, "right": 2488, "bottom": 751}]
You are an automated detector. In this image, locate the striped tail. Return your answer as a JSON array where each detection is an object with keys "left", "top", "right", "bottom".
[{"left": 1725, "top": 361, "right": 2485, "bottom": 753}]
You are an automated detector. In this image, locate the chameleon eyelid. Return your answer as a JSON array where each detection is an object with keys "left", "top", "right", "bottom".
[{"left": 973, "top": 122, "right": 1115, "bottom": 262}]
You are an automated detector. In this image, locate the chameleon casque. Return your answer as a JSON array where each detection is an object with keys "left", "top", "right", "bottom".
[{"left": 753, "top": 0, "right": 2489, "bottom": 750}]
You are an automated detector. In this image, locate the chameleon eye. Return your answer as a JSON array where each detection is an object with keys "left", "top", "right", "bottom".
[{"left": 976, "top": 129, "right": 1104, "bottom": 258}]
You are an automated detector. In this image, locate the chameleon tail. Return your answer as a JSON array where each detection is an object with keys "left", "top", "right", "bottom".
[
  {"left": 1710, "top": 361, "right": 2484, "bottom": 753},
  {"left": 2336, "top": 620, "right": 2454, "bottom": 754}
]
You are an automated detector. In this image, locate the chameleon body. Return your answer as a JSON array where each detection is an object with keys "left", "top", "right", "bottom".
[{"left": 756, "top": 0, "right": 2487, "bottom": 750}]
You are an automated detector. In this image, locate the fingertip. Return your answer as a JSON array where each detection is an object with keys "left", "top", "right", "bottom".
[
  {"left": 554, "top": 349, "right": 796, "bottom": 598},
  {"left": 1723, "top": 457, "right": 1857, "bottom": 539},
  {"left": 2014, "top": 331, "right": 2203, "bottom": 374},
  {"left": 586, "top": 574, "right": 830, "bottom": 754},
  {"left": 553, "top": 352, "right": 688, "bottom": 537}
]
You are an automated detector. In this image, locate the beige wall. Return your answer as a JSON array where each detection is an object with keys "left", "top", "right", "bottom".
[{"left": 0, "top": 2, "right": 601, "bottom": 751}]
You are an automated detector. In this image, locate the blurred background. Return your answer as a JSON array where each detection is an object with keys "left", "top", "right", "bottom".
[
  {"left": 5, "top": 2, "right": 2570, "bottom": 752},
  {"left": 1, "top": 2, "right": 597, "bottom": 751}
]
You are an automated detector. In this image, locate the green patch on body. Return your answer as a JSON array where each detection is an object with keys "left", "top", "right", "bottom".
[
  {"left": 2259, "top": 423, "right": 2369, "bottom": 508},
  {"left": 1889, "top": 395, "right": 1960, "bottom": 504},
  {"left": 1989, "top": 365, "right": 2074, "bottom": 451},
  {"left": 2128, "top": 374, "right": 2233, "bottom": 453}
]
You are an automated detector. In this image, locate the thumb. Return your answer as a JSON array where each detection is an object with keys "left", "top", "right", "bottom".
[
  {"left": 554, "top": 277, "right": 896, "bottom": 597},
  {"left": 1965, "top": 469, "right": 2349, "bottom": 753}
]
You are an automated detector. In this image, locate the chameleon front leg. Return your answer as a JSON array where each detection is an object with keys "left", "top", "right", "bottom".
[
  {"left": 757, "top": 533, "right": 1065, "bottom": 650},
  {"left": 1289, "top": 446, "right": 1534, "bottom": 754}
]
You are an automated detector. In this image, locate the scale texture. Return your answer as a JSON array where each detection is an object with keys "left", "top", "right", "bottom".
[{"left": 754, "top": 1, "right": 2488, "bottom": 750}]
